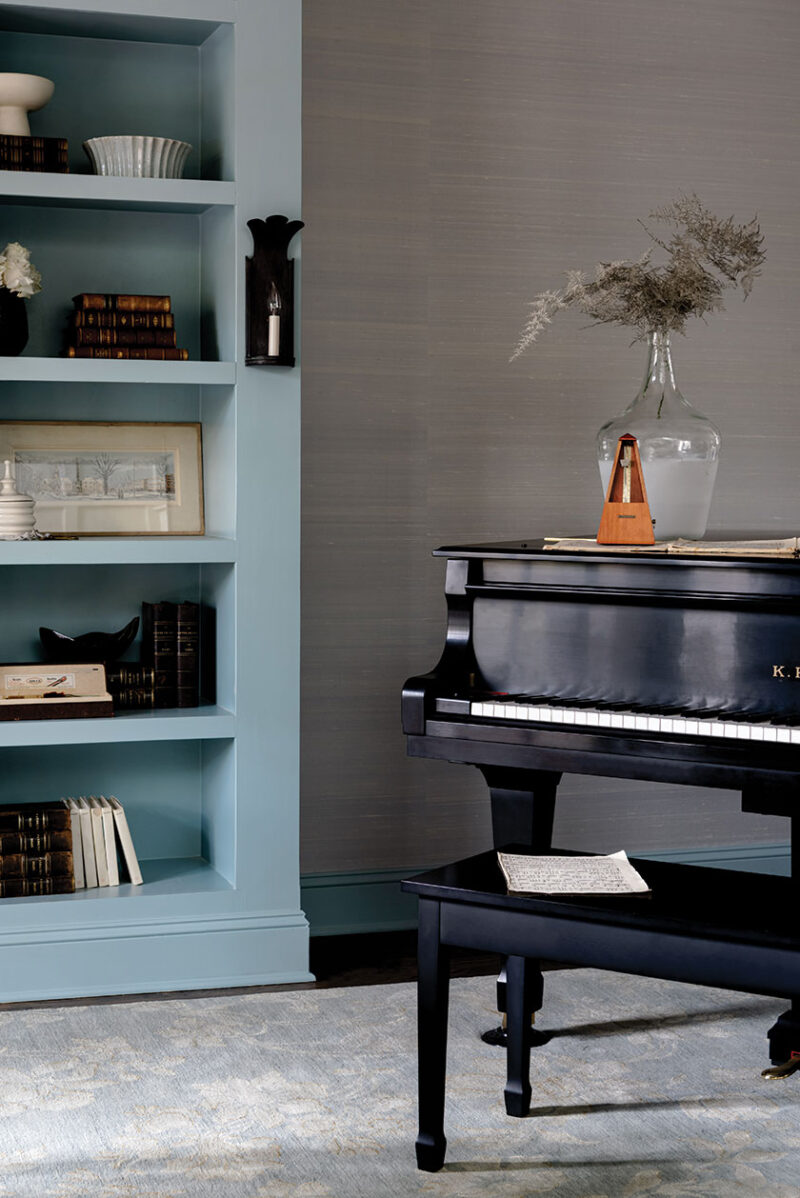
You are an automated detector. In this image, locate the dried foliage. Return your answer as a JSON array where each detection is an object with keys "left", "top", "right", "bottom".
[{"left": 511, "top": 196, "right": 765, "bottom": 360}]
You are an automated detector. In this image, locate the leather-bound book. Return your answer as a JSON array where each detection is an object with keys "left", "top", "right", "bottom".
[
  {"left": 176, "top": 601, "right": 200, "bottom": 707},
  {"left": 0, "top": 134, "right": 68, "bottom": 172},
  {"left": 0, "top": 829, "right": 72, "bottom": 853},
  {"left": 72, "top": 294, "right": 171, "bottom": 312},
  {"left": 0, "top": 802, "right": 71, "bottom": 833},
  {"left": 0, "top": 851, "right": 73, "bottom": 878},
  {"left": 141, "top": 601, "right": 178, "bottom": 708},
  {"left": 72, "top": 310, "right": 175, "bottom": 330},
  {"left": 0, "top": 877, "right": 75, "bottom": 897},
  {"left": 66, "top": 346, "right": 188, "bottom": 360},
  {"left": 72, "top": 327, "right": 177, "bottom": 348}
]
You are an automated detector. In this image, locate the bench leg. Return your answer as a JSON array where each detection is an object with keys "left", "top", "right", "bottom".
[
  {"left": 416, "top": 897, "right": 450, "bottom": 1171},
  {"left": 504, "top": 954, "right": 540, "bottom": 1117}
]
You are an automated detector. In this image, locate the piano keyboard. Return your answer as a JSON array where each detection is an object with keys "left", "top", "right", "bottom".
[{"left": 464, "top": 698, "right": 800, "bottom": 744}]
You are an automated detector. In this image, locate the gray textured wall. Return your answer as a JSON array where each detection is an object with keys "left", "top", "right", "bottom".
[{"left": 300, "top": 0, "right": 798, "bottom": 874}]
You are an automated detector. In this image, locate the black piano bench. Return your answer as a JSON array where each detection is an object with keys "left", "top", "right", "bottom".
[{"left": 401, "top": 848, "right": 800, "bottom": 1173}]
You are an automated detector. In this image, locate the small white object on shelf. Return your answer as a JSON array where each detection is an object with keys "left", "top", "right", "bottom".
[
  {"left": 83, "top": 135, "right": 192, "bottom": 179},
  {"left": 0, "top": 459, "right": 36, "bottom": 539},
  {"left": 0, "top": 73, "right": 54, "bottom": 136}
]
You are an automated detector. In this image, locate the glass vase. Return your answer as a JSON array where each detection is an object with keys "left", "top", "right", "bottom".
[{"left": 596, "top": 332, "right": 720, "bottom": 540}]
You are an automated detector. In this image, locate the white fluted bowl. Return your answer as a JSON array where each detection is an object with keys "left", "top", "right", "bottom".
[{"left": 83, "top": 136, "right": 192, "bottom": 179}]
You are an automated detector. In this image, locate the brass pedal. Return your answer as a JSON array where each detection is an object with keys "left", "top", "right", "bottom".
[{"left": 761, "top": 1053, "right": 800, "bottom": 1080}]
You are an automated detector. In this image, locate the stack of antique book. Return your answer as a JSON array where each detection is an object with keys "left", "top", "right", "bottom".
[
  {"left": 106, "top": 600, "right": 200, "bottom": 709},
  {"left": 0, "top": 796, "right": 142, "bottom": 898},
  {"left": 65, "top": 293, "right": 189, "bottom": 360},
  {"left": 0, "top": 133, "right": 68, "bottom": 172}
]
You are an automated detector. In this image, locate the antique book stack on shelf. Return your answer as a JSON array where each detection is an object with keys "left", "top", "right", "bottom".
[
  {"left": 65, "top": 294, "right": 188, "bottom": 360},
  {"left": 0, "top": 133, "right": 68, "bottom": 172},
  {"left": 108, "top": 600, "right": 200, "bottom": 710},
  {"left": 0, "top": 800, "right": 75, "bottom": 896},
  {"left": 0, "top": 796, "right": 142, "bottom": 898}
]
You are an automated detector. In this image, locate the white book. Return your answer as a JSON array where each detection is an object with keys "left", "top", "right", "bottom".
[
  {"left": 107, "top": 796, "right": 143, "bottom": 885},
  {"left": 98, "top": 797, "right": 119, "bottom": 886},
  {"left": 62, "top": 798, "right": 85, "bottom": 889},
  {"left": 497, "top": 850, "right": 651, "bottom": 896},
  {"left": 76, "top": 797, "right": 97, "bottom": 888},
  {"left": 88, "top": 796, "right": 109, "bottom": 886}
]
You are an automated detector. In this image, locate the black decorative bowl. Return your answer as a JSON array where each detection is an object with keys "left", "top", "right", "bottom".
[{"left": 39, "top": 616, "right": 140, "bottom": 663}]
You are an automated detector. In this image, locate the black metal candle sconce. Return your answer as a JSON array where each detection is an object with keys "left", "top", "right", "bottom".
[{"left": 245, "top": 214, "right": 304, "bottom": 366}]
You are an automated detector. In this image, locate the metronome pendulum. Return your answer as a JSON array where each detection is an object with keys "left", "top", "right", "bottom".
[{"left": 596, "top": 434, "right": 655, "bottom": 545}]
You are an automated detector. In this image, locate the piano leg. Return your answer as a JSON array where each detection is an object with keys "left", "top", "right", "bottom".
[
  {"left": 480, "top": 766, "right": 562, "bottom": 851},
  {"left": 762, "top": 813, "right": 800, "bottom": 1079},
  {"left": 479, "top": 767, "right": 561, "bottom": 1048}
]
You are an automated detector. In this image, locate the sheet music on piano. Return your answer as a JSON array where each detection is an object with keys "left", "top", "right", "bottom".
[
  {"left": 544, "top": 536, "right": 800, "bottom": 556},
  {"left": 498, "top": 850, "right": 651, "bottom": 896}
]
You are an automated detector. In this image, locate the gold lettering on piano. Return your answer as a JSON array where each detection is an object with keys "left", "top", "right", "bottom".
[
  {"left": 771, "top": 665, "right": 800, "bottom": 679},
  {"left": 774, "top": 665, "right": 787, "bottom": 678}
]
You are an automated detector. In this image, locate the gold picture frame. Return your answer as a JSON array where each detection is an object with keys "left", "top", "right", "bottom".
[{"left": 0, "top": 421, "right": 204, "bottom": 537}]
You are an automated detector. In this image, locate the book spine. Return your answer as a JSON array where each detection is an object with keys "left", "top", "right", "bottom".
[
  {"left": 72, "top": 294, "right": 172, "bottom": 312},
  {"left": 176, "top": 601, "right": 200, "bottom": 707},
  {"left": 72, "top": 327, "right": 177, "bottom": 348},
  {"left": 0, "top": 876, "right": 75, "bottom": 897},
  {"left": 141, "top": 601, "right": 178, "bottom": 708},
  {"left": 0, "top": 135, "right": 69, "bottom": 172},
  {"left": 66, "top": 346, "right": 188, "bottom": 360},
  {"left": 106, "top": 664, "right": 155, "bottom": 710},
  {"left": 72, "top": 311, "right": 175, "bottom": 330},
  {"left": 0, "top": 851, "right": 73, "bottom": 878},
  {"left": 0, "top": 808, "right": 71, "bottom": 832},
  {"left": 0, "top": 830, "right": 72, "bottom": 853}
]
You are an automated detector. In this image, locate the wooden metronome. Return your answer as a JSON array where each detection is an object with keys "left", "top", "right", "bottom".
[{"left": 596, "top": 433, "right": 655, "bottom": 545}]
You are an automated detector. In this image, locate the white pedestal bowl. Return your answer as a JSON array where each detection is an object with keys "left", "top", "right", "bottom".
[{"left": 0, "top": 74, "right": 54, "bottom": 136}]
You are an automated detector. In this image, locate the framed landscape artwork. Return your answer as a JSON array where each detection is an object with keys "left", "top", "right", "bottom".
[{"left": 0, "top": 421, "right": 204, "bottom": 536}]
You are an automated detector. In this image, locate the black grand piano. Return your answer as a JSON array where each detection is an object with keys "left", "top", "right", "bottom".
[{"left": 402, "top": 537, "right": 800, "bottom": 1072}]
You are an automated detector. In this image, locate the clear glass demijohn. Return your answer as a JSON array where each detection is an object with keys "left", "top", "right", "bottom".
[{"left": 596, "top": 332, "right": 721, "bottom": 540}]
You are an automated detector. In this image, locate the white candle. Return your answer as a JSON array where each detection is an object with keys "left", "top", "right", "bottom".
[
  {"left": 268, "top": 313, "right": 280, "bottom": 356},
  {"left": 267, "top": 282, "right": 282, "bottom": 357}
]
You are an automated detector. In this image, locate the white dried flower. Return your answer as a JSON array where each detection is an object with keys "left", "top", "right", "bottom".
[{"left": 0, "top": 242, "right": 42, "bottom": 299}]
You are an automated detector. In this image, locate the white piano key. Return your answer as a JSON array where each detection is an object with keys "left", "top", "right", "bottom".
[
  {"left": 776, "top": 727, "right": 791, "bottom": 744},
  {"left": 791, "top": 730, "right": 800, "bottom": 745},
  {"left": 735, "top": 723, "right": 751, "bottom": 739},
  {"left": 763, "top": 727, "right": 778, "bottom": 742},
  {"left": 751, "top": 726, "right": 765, "bottom": 741},
  {"left": 683, "top": 720, "right": 699, "bottom": 737},
  {"left": 586, "top": 711, "right": 600, "bottom": 727}
]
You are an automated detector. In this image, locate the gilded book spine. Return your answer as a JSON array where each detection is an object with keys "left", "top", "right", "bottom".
[
  {"left": 72, "top": 311, "right": 175, "bottom": 330},
  {"left": 66, "top": 346, "right": 189, "bottom": 360},
  {"left": 72, "top": 294, "right": 172, "bottom": 312},
  {"left": 141, "top": 602, "right": 178, "bottom": 708},
  {"left": 72, "top": 327, "right": 177, "bottom": 348},
  {"left": 0, "top": 804, "right": 72, "bottom": 833},
  {"left": 176, "top": 601, "right": 200, "bottom": 707},
  {"left": 0, "top": 851, "right": 73, "bottom": 878},
  {"left": 0, "top": 877, "right": 75, "bottom": 897},
  {"left": 0, "top": 830, "right": 72, "bottom": 853}
]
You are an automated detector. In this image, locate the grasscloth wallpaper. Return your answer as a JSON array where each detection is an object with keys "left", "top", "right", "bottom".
[{"left": 300, "top": 0, "right": 799, "bottom": 873}]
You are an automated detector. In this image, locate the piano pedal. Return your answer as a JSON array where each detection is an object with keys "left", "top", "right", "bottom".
[
  {"left": 761, "top": 1050, "right": 800, "bottom": 1081},
  {"left": 480, "top": 1011, "right": 550, "bottom": 1049}
]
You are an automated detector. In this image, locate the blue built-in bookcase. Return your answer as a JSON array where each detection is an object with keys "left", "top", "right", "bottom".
[{"left": 0, "top": 0, "right": 310, "bottom": 1000}]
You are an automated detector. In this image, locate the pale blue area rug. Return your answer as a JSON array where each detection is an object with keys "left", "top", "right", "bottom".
[{"left": 0, "top": 968, "right": 798, "bottom": 1197}]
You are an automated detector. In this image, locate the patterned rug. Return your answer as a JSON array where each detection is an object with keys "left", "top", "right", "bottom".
[{"left": 1, "top": 968, "right": 798, "bottom": 1197}]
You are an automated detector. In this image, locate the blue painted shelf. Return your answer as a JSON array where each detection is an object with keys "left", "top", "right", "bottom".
[
  {"left": 0, "top": 706, "right": 235, "bottom": 749},
  {"left": 0, "top": 358, "right": 236, "bottom": 385}
]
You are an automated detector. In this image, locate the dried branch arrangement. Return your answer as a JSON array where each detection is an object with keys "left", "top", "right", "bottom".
[{"left": 511, "top": 195, "right": 765, "bottom": 360}]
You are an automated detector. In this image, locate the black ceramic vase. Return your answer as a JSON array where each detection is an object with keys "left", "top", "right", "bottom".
[{"left": 0, "top": 288, "right": 28, "bottom": 356}]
